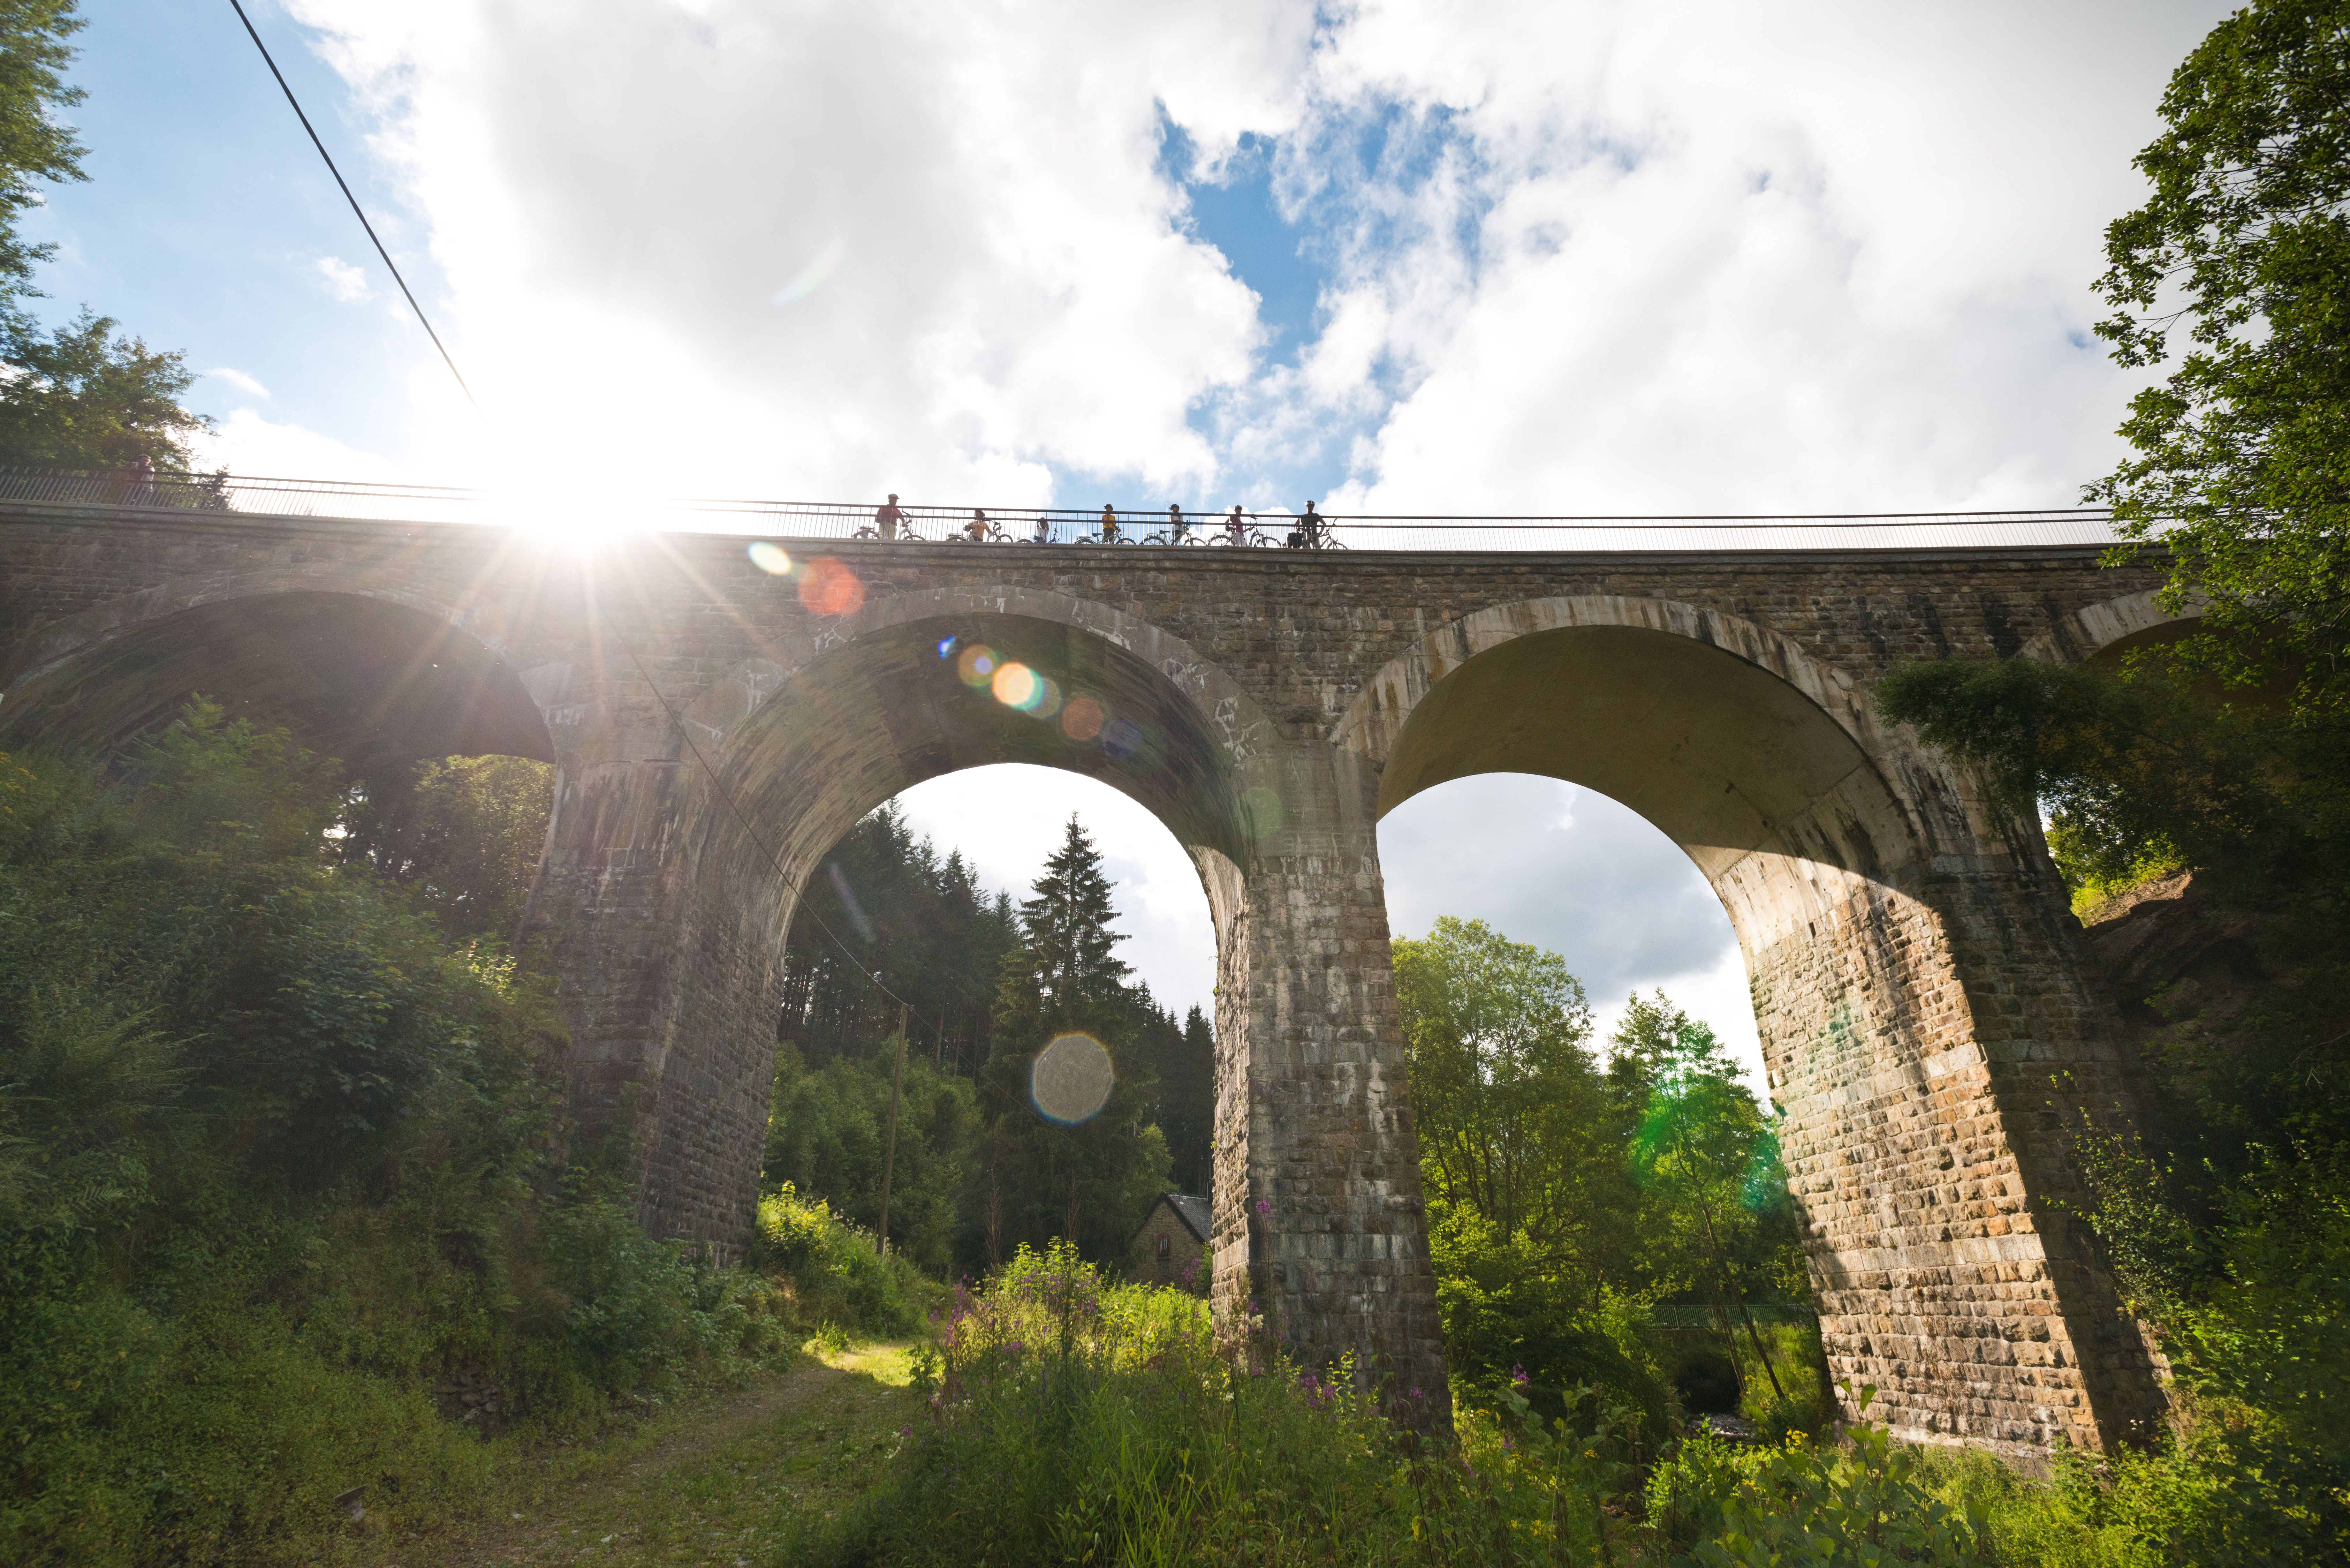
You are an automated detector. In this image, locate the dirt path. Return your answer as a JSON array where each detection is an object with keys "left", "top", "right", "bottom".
[{"left": 401, "top": 1345, "right": 921, "bottom": 1568}]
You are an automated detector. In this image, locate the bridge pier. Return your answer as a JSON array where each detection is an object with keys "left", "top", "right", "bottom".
[{"left": 1200, "top": 760, "right": 1449, "bottom": 1417}]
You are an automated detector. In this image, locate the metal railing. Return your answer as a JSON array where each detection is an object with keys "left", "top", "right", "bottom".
[{"left": 0, "top": 468, "right": 2133, "bottom": 553}]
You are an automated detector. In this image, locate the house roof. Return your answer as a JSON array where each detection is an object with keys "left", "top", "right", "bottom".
[{"left": 1158, "top": 1193, "right": 1211, "bottom": 1243}]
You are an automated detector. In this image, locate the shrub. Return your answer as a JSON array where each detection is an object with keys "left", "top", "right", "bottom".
[
  {"left": 753, "top": 1183, "right": 939, "bottom": 1338},
  {"left": 0, "top": 713, "right": 798, "bottom": 1563}
]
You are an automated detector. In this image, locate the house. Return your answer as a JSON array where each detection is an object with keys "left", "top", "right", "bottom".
[{"left": 1129, "top": 1193, "right": 1210, "bottom": 1294}]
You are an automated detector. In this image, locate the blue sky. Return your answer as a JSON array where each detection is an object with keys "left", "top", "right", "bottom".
[{"left": 19, "top": 0, "right": 2238, "bottom": 1087}]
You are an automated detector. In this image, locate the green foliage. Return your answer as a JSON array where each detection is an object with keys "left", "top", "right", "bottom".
[
  {"left": 764, "top": 1045, "right": 981, "bottom": 1278},
  {"left": 1394, "top": 918, "right": 1631, "bottom": 1287},
  {"left": 752, "top": 1184, "right": 942, "bottom": 1340},
  {"left": 976, "top": 817, "right": 1172, "bottom": 1267},
  {"left": 0, "top": 0, "right": 84, "bottom": 302},
  {"left": 1647, "top": 1390, "right": 1987, "bottom": 1567},
  {"left": 780, "top": 803, "right": 1019, "bottom": 1071},
  {"left": 334, "top": 754, "right": 556, "bottom": 945},
  {"left": 800, "top": 1245, "right": 1669, "bottom": 1565},
  {"left": 1147, "top": 1003, "right": 1216, "bottom": 1197},
  {"left": 2088, "top": 0, "right": 2350, "bottom": 712},
  {"left": 1874, "top": 655, "right": 2348, "bottom": 906},
  {"left": 0, "top": 706, "right": 795, "bottom": 1563},
  {"left": 0, "top": 307, "right": 212, "bottom": 470}
]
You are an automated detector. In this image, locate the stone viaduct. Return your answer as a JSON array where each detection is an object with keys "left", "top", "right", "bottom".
[{"left": 0, "top": 493, "right": 2180, "bottom": 1457}]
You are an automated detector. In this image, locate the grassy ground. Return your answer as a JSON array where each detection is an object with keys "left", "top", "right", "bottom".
[{"left": 379, "top": 1343, "right": 923, "bottom": 1568}]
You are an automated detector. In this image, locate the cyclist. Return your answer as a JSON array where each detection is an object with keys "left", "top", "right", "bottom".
[
  {"left": 1031, "top": 515, "right": 1051, "bottom": 543},
  {"left": 1225, "top": 506, "right": 1247, "bottom": 545},
  {"left": 966, "top": 509, "right": 989, "bottom": 543},
  {"left": 1167, "top": 503, "right": 1188, "bottom": 544},
  {"left": 1100, "top": 504, "right": 1119, "bottom": 543},
  {"left": 1301, "top": 500, "right": 1323, "bottom": 548},
  {"left": 874, "top": 493, "right": 906, "bottom": 540}
]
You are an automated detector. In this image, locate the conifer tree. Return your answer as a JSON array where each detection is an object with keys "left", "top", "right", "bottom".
[
  {"left": 1014, "top": 815, "right": 1132, "bottom": 1020},
  {"left": 979, "top": 814, "right": 1168, "bottom": 1263}
]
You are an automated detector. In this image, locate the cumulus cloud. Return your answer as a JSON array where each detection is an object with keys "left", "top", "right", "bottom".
[
  {"left": 196, "top": 408, "right": 406, "bottom": 482},
  {"left": 286, "top": 0, "right": 1321, "bottom": 498},
  {"left": 311, "top": 254, "right": 372, "bottom": 303}
]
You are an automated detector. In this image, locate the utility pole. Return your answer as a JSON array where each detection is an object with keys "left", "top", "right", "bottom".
[{"left": 877, "top": 1001, "right": 908, "bottom": 1258}]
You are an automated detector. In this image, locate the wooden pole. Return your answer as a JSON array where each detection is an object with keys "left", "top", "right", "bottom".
[{"left": 877, "top": 1001, "right": 908, "bottom": 1257}]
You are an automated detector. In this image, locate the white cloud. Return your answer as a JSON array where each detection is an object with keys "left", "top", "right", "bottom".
[
  {"left": 202, "top": 367, "right": 271, "bottom": 400},
  {"left": 195, "top": 408, "right": 406, "bottom": 482},
  {"left": 285, "top": 0, "right": 1322, "bottom": 498},
  {"left": 311, "top": 255, "right": 372, "bottom": 303}
]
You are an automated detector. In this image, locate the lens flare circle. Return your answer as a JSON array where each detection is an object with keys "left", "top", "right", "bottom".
[
  {"left": 1030, "top": 1033, "right": 1114, "bottom": 1125},
  {"left": 991, "top": 661, "right": 1043, "bottom": 711},
  {"left": 956, "top": 645, "right": 997, "bottom": 687},
  {"left": 747, "top": 541, "right": 792, "bottom": 576},
  {"left": 1101, "top": 716, "right": 1145, "bottom": 760},
  {"left": 797, "top": 558, "right": 863, "bottom": 616},
  {"left": 1060, "top": 696, "right": 1104, "bottom": 741}
]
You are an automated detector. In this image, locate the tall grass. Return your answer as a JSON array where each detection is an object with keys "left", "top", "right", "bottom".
[{"left": 792, "top": 1243, "right": 2005, "bottom": 1567}]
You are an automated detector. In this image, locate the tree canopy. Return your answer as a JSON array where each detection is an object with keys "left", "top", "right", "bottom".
[
  {"left": 2089, "top": 0, "right": 2350, "bottom": 709},
  {"left": 0, "top": 0, "right": 84, "bottom": 304}
]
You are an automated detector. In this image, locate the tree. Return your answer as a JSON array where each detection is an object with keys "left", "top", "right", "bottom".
[
  {"left": 334, "top": 755, "right": 556, "bottom": 945},
  {"left": 1014, "top": 814, "right": 1132, "bottom": 1017},
  {"left": 978, "top": 816, "right": 1167, "bottom": 1265},
  {"left": 2088, "top": 0, "right": 2350, "bottom": 711},
  {"left": 0, "top": 0, "right": 85, "bottom": 303},
  {"left": 1148, "top": 1004, "right": 1216, "bottom": 1195},
  {"left": 1622, "top": 1007, "right": 1801, "bottom": 1403},
  {"left": 776, "top": 805, "right": 1019, "bottom": 1072},
  {"left": 1391, "top": 919, "right": 1667, "bottom": 1425},
  {"left": 0, "top": 308, "right": 212, "bottom": 470},
  {"left": 0, "top": 5, "right": 213, "bottom": 472},
  {"left": 1392, "top": 917, "right": 1628, "bottom": 1285}
]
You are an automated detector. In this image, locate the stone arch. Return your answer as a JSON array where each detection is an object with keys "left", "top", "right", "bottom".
[
  {"left": 1335, "top": 593, "right": 2162, "bottom": 1455},
  {"left": 1335, "top": 594, "right": 1923, "bottom": 960},
  {"left": 2018, "top": 588, "right": 2200, "bottom": 668},
  {"left": 586, "top": 587, "right": 1276, "bottom": 1248},
  {"left": 0, "top": 583, "right": 553, "bottom": 772}
]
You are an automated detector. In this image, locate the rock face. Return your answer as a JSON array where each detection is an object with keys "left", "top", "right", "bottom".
[{"left": 0, "top": 497, "right": 2187, "bottom": 1453}]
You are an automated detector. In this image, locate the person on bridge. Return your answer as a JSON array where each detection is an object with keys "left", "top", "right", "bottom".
[
  {"left": 1225, "top": 505, "right": 1247, "bottom": 545},
  {"left": 1286, "top": 500, "right": 1324, "bottom": 550},
  {"left": 1167, "top": 503, "right": 1188, "bottom": 543},
  {"left": 966, "top": 509, "right": 990, "bottom": 543},
  {"left": 1100, "top": 505, "right": 1119, "bottom": 543},
  {"left": 1031, "top": 514, "right": 1051, "bottom": 543},
  {"left": 875, "top": 494, "right": 907, "bottom": 540}
]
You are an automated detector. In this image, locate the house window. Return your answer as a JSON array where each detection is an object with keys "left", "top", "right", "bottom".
[{"left": 1156, "top": 1234, "right": 1171, "bottom": 1261}]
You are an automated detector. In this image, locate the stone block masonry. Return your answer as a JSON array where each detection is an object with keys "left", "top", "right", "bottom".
[{"left": 0, "top": 496, "right": 2175, "bottom": 1451}]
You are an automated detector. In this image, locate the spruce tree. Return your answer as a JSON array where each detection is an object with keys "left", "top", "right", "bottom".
[
  {"left": 1015, "top": 815, "right": 1131, "bottom": 1021},
  {"left": 980, "top": 814, "right": 1168, "bottom": 1263}
]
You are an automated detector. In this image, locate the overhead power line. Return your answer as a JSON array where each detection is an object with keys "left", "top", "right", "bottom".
[{"left": 227, "top": 0, "right": 479, "bottom": 410}]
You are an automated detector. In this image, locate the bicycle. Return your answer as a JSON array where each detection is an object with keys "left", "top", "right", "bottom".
[{"left": 949, "top": 511, "right": 1011, "bottom": 544}]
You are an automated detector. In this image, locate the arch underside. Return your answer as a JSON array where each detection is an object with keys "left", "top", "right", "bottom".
[
  {"left": 700, "top": 609, "right": 1250, "bottom": 937},
  {"left": 0, "top": 590, "right": 552, "bottom": 771}
]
